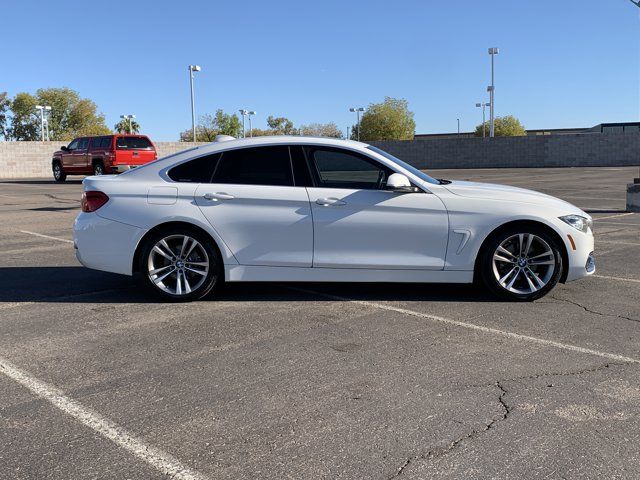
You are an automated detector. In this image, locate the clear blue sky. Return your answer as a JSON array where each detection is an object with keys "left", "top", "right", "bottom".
[{"left": 3, "top": 0, "right": 639, "bottom": 140}]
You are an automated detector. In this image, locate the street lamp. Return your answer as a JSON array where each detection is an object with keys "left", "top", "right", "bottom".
[
  {"left": 247, "top": 111, "right": 256, "bottom": 137},
  {"left": 120, "top": 114, "right": 136, "bottom": 134},
  {"left": 239, "top": 109, "right": 248, "bottom": 138},
  {"left": 188, "top": 65, "right": 201, "bottom": 142},
  {"left": 457, "top": 118, "right": 460, "bottom": 136},
  {"left": 34, "top": 105, "right": 51, "bottom": 141},
  {"left": 349, "top": 107, "right": 365, "bottom": 141},
  {"left": 475, "top": 102, "right": 490, "bottom": 138},
  {"left": 488, "top": 47, "right": 499, "bottom": 138}
]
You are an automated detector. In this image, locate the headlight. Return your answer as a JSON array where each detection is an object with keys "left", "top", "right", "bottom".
[{"left": 559, "top": 214, "right": 592, "bottom": 233}]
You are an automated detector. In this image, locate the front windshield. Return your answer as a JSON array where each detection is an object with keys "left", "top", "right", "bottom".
[{"left": 366, "top": 146, "right": 440, "bottom": 185}]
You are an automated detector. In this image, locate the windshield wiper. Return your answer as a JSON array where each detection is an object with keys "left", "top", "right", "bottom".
[{"left": 437, "top": 178, "right": 452, "bottom": 185}]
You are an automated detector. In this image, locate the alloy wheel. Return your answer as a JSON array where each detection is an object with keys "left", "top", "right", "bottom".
[
  {"left": 147, "top": 234, "right": 210, "bottom": 296},
  {"left": 491, "top": 233, "right": 556, "bottom": 295}
]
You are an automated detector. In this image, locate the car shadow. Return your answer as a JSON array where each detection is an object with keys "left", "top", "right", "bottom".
[{"left": 0, "top": 266, "right": 496, "bottom": 304}]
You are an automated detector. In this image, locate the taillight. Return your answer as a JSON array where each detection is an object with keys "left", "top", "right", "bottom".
[{"left": 81, "top": 191, "right": 109, "bottom": 212}]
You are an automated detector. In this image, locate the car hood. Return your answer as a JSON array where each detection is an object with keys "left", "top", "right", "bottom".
[{"left": 442, "top": 180, "right": 586, "bottom": 214}]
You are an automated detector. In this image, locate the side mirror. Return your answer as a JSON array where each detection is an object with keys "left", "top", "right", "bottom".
[
  {"left": 61, "top": 146, "right": 69, "bottom": 152},
  {"left": 386, "top": 173, "right": 414, "bottom": 192}
]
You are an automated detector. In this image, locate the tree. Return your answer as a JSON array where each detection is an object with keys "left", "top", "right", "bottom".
[
  {"left": 474, "top": 115, "right": 526, "bottom": 137},
  {"left": 180, "top": 109, "right": 242, "bottom": 141},
  {"left": 0, "top": 92, "right": 9, "bottom": 140},
  {"left": 245, "top": 128, "right": 274, "bottom": 137},
  {"left": 8, "top": 93, "right": 39, "bottom": 140},
  {"left": 114, "top": 118, "right": 141, "bottom": 134},
  {"left": 266, "top": 116, "right": 295, "bottom": 135},
  {"left": 351, "top": 97, "right": 415, "bottom": 141},
  {"left": 8, "top": 88, "right": 110, "bottom": 140},
  {"left": 300, "top": 122, "right": 343, "bottom": 138}
]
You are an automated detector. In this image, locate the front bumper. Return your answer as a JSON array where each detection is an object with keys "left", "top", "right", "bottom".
[
  {"left": 564, "top": 230, "right": 595, "bottom": 282},
  {"left": 74, "top": 212, "right": 147, "bottom": 275}
]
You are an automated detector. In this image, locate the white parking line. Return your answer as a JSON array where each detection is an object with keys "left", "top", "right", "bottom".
[
  {"left": 19, "top": 230, "right": 74, "bottom": 244},
  {"left": 289, "top": 287, "right": 640, "bottom": 364},
  {"left": 0, "top": 357, "right": 208, "bottom": 480},
  {"left": 593, "top": 213, "right": 635, "bottom": 221},
  {"left": 593, "top": 274, "right": 640, "bottom": 284}
]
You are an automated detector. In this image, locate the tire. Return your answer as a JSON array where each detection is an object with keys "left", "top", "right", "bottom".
[
  {"left": 93, "top": 162, "right": 105, "bottom": 176},
  {"left": 477, "top": 225, "right": 563, "bottom": 301},
  {"left": 52, "top": 161, "right": 66, "bottom": 182},
  {"left": 138, "top": 227, "right": 223, "bottom": 302}
]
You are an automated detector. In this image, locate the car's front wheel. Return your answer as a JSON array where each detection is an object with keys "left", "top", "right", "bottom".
[
  {"left": 139, "top": 228, "right": 222, "bottom": 301},
  {"left": 478, "top": 225, "right": 563, "bottom": 301}
]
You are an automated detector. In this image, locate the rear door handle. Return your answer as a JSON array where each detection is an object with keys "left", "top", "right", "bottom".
[
  {"left": 315, "top": 197, "right": 346, "bottom": 206},
  {"left": 203, "top": 192, "right": 235, "bottom": 201}
]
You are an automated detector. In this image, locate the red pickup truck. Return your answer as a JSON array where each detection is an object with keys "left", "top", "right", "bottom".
[{"left": 52, "top": 134, "right": 157, "bottom": 182}]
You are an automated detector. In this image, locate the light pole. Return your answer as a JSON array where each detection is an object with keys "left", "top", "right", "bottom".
[
  {"left": 349, "top": 107, "right": 365, "bottom": 141},
  {"left": 34, "top": 105, "right": 51, "bottom": 141},
  {"left": 239, "top": 109, "right": 248, "bottom": 138},
  {"left": 346, "top": 126, "right": 350, "bottom": 139},
  {"left": 120, "top": 114, "right": 136, "bottom": 134},
  {"left": 488, "top": 47, "right": 499, "bottom": 138},
  {"left": 457, "top": 118, "right": 460, "bottom": 136},
  {"left": 475, "top": 102, "right": 490, "bottom": 138},
  {"left": 188, "top": 65, "right": 201, "bottom": 142},
  {"left": 247, "top": 111, "right": 256, "bottom": 137}
]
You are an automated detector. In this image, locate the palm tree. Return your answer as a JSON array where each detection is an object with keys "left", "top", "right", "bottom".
[{"left": 114, "top": 118, "right": 141, "bottom": 134}]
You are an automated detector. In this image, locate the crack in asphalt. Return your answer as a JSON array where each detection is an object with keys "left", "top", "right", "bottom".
[
  {"left": 44, "top": 193, "right": 80, "bottom": 204},
  {"left": 465, "top": 362, "right": 631, "bottom": 390},
  {"left": 389, "top": 382, "right": 510, "bottom": 478},
  {"left": 389, "top": 362, "right": 633, "bottom": 478},
  {"left": 549, "top": 295, "right": 640, "bottom": 324}
]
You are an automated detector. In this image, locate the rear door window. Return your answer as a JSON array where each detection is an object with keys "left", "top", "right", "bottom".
[
  {"left": 167, "top": 154, "right": 221, "bottom": 183},
  {"left": 90, "top": 136, "right": 111, "bottom": 149},
  {"left": 212, "top": 146, "right": 293, "bottom": 186},
  {"left": 116, "top": 136, "right": 153, "bottom": 149}
]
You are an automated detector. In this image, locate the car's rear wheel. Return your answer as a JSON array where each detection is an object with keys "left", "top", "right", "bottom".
[
  {"left": 52, "top": 161, "right": 66, "bottom": 182},
  {"left": 478, "top": 225, "right": 563, "bottom": 301},
  {"left": 139, "top": 228, "right": 222, "bottom": 301},
  {"left": 93, "top": 162, "right": 104, "bottom": 176}
]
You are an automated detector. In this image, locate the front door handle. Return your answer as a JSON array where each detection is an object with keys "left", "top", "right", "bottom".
[
  {"left": 315, "top": 197, "right": 346, "bottom": 206},
  {"left": 203, "top": 192, "right": 235, "bottom": 201}
]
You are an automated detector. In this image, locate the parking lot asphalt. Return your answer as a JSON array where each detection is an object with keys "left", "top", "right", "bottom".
[{"left": 1, "top": 167, "right": 639, "bottom": 479}]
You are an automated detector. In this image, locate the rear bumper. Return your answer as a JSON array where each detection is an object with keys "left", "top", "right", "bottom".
[
  {"left": 74, "top": 212, "right": 147, "bottom": 275},
  {"left": 109, "top": 164, "right": 140, "bottom": 173}
]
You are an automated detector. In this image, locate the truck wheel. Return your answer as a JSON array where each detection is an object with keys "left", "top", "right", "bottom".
[
  {"left": 93, "top": 162, "right": 104, "bottom": 176},
  {"left": 53, "top": 161, "right": 66, "bottom": 182}
]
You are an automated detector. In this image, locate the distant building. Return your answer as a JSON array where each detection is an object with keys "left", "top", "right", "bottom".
[{"left": 414, "top": 122, "right": 640, "bottom": 140}]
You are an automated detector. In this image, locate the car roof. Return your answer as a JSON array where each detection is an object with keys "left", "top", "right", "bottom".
[
  {"left": 178, "top": 135, "right": 368, "bottom": 157},
  {"left": 122, "top": 136, "right": 377, "bottom": 181}
]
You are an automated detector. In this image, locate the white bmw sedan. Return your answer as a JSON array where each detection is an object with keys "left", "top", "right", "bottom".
[{"left": 74, "top": 136, "right": 595, "bottom": 302}]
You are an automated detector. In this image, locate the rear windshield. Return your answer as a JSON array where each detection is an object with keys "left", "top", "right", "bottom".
[{"left": 116, "top": 136, "right": 153, "bottom": 150}]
